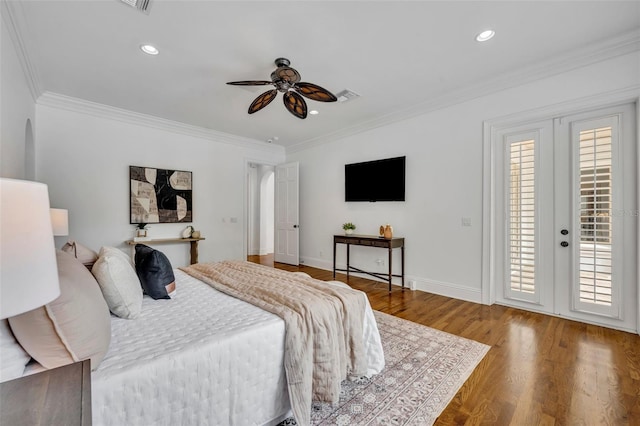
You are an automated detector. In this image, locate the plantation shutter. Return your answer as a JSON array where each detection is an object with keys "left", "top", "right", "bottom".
[{"left": 508, "top": 139, "right": 536, "bottom": 297}]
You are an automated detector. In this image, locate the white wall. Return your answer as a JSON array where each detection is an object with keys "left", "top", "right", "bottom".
[
  {"left": 287, "top": 51, "right": 640, "bottom": 302},
  {"left": 1, "top": 14, "right": 36, "bottom": 179},
  {"left": 35, "top": 104, "right": 285, "bottom": 267}
]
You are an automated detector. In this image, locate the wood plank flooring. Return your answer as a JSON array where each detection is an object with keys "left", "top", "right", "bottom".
[{"left": 248, "top": 254, "right": 640, "bottom": 425}]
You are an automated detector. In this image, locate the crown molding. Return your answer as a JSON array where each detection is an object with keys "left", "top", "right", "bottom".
[
  {"left": 2, "top": 0, "right": 43, "bottom": 101},
  {"left": 287, "top": 29, "right": 640, "bottom": 154},
  {"left": 37, "top": 92, "right": 284, "bottom": 155}
]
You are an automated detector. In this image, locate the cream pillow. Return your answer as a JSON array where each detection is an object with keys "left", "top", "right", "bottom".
[
  {"left": 8, "top": 251, "right": 111, "bottom": 370},
  {"left": 92, "top": 246, "right": 143, "bottom": 319},
  {"left": 61, "top": 240, "right": 99, "bottom": 269},
  {"left": 0, "top": 319, "right": 31, "bottom": 382}
]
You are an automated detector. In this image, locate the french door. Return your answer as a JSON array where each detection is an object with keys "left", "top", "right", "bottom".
[{"left": 493, "top": 103, "right": 637, "bottom": 331}]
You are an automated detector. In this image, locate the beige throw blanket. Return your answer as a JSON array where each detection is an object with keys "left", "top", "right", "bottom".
[{"left": 180, "top": 261, "right": 367, "bottom": 426}]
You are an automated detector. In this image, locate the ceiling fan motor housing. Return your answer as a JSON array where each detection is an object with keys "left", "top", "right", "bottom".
[{"left": 274, "top": 57, "right": 291, "bottom": 67}]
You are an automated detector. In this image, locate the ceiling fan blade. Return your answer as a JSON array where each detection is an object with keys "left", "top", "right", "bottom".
[
  {"left": 294, "top": 82, "right": 338, "bottom": 102},
  {"left": 227, "top": 80, "right": 274, "bottom": 86},
  {"left": 248, "top": 89, "right": 278, "bottom": 114},
  {"left": 273, "top": 66, "right": 301, "bottom": 84},
  {"left": 283, "top": 91, "right": 307, "bottom": 119}
]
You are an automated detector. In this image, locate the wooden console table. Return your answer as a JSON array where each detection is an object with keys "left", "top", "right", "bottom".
[
  {"left": 126, "top": 237, "right": 205, "bottom": 264},
  {"left": 333, "top": 234, "right": 405, "bottom": 292}
]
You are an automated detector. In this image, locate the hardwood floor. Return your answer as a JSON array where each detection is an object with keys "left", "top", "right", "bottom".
[{"left": 248, "top": 254, "right": 640, "bottom": 425}]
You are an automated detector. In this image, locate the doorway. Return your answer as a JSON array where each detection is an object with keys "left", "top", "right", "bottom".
[
  {"left": 246, "top": 163, "right": 275, "bottom": 263},
  {"left": 486, "top": 102, "right": 638, "bottom": 332}
]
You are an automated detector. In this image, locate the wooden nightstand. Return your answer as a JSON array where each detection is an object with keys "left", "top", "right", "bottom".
[{"left": 0, "top": 359, "right": 92, "bottom": 425}]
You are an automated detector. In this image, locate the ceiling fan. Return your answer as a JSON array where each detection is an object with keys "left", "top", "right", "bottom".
[{"left": 226, "top": 58, "right": 337, "bottom": 119}]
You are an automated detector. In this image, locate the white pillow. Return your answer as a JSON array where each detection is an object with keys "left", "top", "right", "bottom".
[
  {"left": 0, "top": 319, "right": 31, "bottom": 382},
  {"left": 92, "top": 247, "right": 143, "bottom": 319},
  {"left": 9, "top": 251, "right": 112, "bottom": 371}
]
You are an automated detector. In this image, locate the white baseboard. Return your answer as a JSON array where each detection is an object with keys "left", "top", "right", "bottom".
[
  {"left": 300, "top": 256, "right": 483, "bottom": 304},
  {"left": 412, "top": 278, "right": 482, "bottom": 304}
]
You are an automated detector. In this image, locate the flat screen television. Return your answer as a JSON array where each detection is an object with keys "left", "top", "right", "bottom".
[{"left": 345, "top": 156, "right": 406, "bottom": 202}]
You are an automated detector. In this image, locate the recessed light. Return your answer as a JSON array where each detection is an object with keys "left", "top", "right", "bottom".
[
  {"left": 309, "top": 110, "right": 319, "bottom": 115},
  {"left": 140, "top": 44, "right": 159, "bottom": 55},
  {"left": 475, "top": 30, "right": 495, "bottom": 42}
]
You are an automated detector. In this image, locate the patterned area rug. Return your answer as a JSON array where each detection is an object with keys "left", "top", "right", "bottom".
[{"left": 278, "top": 311, "right": 490, "bottom": 426}]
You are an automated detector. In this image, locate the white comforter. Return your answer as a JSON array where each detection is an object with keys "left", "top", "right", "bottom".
[{"left": 90, "top": 270, "right": 384, "bottom": 426}]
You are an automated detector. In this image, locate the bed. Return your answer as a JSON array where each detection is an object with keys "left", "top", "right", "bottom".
[{"left": 8, "top": 251, "right": 385, "bottom": 426}]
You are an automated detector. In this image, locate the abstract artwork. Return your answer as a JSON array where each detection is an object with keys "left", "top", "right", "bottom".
[{"left": 130, "top": 166, "right": 192, "bottom": 224}]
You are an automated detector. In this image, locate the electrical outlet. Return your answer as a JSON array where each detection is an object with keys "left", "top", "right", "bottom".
[
  {"left": 230, "top": 217, "right": 238, "bottom": 223},
  {"left": 319, "top": 251, "right": 323, "bottom": 258},
  {"left": 408, "top": 280, "right": 417, "bottom": 290},
  {"left": 375, "top": 259, "right": 384, "bottom": 266},
  {"left": 462, "top": 217, "right": 472, "bottom": 227}
]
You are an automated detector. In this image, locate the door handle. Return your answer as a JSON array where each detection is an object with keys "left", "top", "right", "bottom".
[
  {"left": 560, "top": 229, "right": 569, "bottom": 235},
  {"left": 293, "top": 224, "right": 299, "bottom": 228},
  {"left": 560, "top": 241, "right": 569, "bottom": 247}
]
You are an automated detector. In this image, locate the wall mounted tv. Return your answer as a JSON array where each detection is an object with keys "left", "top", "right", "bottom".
[{"left": 345, "top": 156, "right": 406, "bottom": 202}]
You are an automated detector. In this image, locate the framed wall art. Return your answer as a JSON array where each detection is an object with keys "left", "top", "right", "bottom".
[{"left": 130, "top": 166, "right": 192, "bottom": 224}]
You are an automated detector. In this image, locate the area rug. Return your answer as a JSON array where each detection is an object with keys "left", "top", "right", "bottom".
[{"left": 278, "top": 311, "right": 490, "bottom": 426}]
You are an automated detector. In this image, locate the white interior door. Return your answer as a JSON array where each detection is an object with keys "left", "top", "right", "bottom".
[
  {"left": 274, "top": 162, "right": 299, "bottom": 265},
  {"left": 493, "top": 103, "right": 637, "bottom": 332}
]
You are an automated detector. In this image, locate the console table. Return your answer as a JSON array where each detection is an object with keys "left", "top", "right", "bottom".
[
  {"left": 125, "top": 237, "right": 205, "bottom": 264},
  {"left": 333, "top": 234, "right": 405, "bottom": 292}
]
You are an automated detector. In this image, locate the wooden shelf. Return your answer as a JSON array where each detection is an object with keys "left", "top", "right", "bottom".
[
  {"left": 125, "top": 237, "right": 205, "bottom": 245},
  {"left": 125, "top": 237, "right": 205, "bottom": 264}
]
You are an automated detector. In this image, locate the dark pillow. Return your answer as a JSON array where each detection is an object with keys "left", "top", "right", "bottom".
[{"left": 134, "top": 244, "right": 176, "bottom": 300}]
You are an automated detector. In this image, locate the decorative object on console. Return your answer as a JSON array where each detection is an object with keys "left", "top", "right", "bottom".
[
  {"left": 61, "top": 241, "right": 99, "bottom": 269},
  {"left": 134, "top": 244, "right": 176, "bottom": 299},
  {"left": 91, "top": 246, "right": 143, "bottom": 319},
  {"left": 342, "top": 222, "right": 356, "bottom": 235},
  {"left": 191, "top": 230, "right": 201, "bottom": 238},
  {"left": 134, "top": 222, "right": 149, "bottom": 239},
  {"left": 379, "top": 225, "right": 384, "bottom": 237},
  {"left": 383, "top": 224, "right": 393, "bottom": 239},
  {"left": 50, "top": 208, "right": 69, "bottom": 236},
  {"left": 130, "top": 165, "right": 192, "bottom": 224},
  {"left": 227, "top": 57, "right": 337, "bottom": 119},
  {"left": 0, "top": 178, "right": 60, "bottom": 319},
  {"left": 9, "top": 250, "right": 111, "bottom": 370},
  {"left": 181, "top": 225, "right": 194, "bottom": 238}
]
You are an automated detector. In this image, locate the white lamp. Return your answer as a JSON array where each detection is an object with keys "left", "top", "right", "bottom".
[
  {"left": 0, "top": 178, "right": 61, "bottom": 319},
  {"left": 50, "top": 208, "right": 69, "bottom": 236}
]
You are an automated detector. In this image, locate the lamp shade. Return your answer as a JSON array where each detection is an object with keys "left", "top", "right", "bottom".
[
  {"left": 0, "top": 179, "right": 61, "bottom": 319},
  {"left": 50, "top": 208, "right": 69, "bottom": 236}
]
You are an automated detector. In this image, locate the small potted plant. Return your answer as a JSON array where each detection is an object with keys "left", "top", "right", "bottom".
[
  {"left": 342, "top": 222, "right": 356, "bottom": 235},
  {"left": 136, "top": 223, "right": 148, "bottom": 238}
]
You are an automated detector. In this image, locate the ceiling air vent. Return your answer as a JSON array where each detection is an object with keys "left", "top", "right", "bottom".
[
  {"left": 336, "top": 89, "right": 360, "bottom": 103},
  {"left": 119, "top": 0, "right": 153, "bottom": 14}
]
